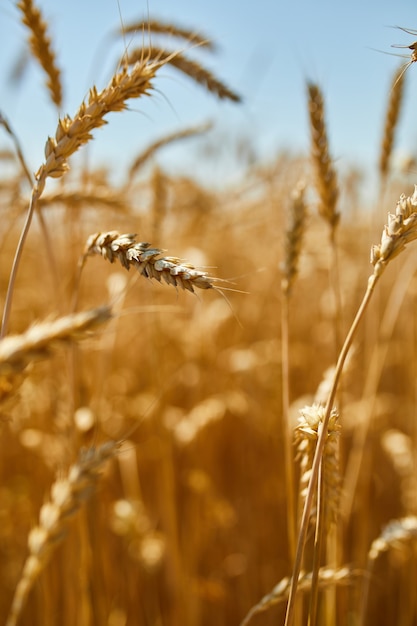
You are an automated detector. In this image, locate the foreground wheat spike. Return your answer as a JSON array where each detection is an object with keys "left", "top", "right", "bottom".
[
  {"left": 240, "top": 567, "right": 355, "bottom": 626},
  {"left": 84, "top": 231, "right": 218, "bottom": 292},
  {"left": 0, "top": 306, "right": 112, "bottom": 375},
  {"left": 370, "top": 185, "right": 417, "bottom": 279},
  {"left": 34, "top": 57, "right": 167, "bottom": 195},
  {"left": 307, "top": 83, "right": 339, "bottom": 233},
  {"left": 379, "top": 64, "right": 406, "bottom": 183},
  {"left": 17, "top": 0, "right": 62, "bottom": 108},
  {"left": 127, "top": 46, "right": 241, "bottom": 102},
  {"left": 6, "top": 442, "right": 118, "bottom": 626}
]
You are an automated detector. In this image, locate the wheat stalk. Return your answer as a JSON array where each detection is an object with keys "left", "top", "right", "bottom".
[
  {"left": 127, "top": 46, "right": 241, "bottom": 102},
  {"left": 6, "top": 442, "right": 118, "bottom": 626},
  {"left": 84, "top": 231, "right": 220, "bottom": 293},
  {"left": 17, "top": 0, "right": 63, "bottom": 108}
]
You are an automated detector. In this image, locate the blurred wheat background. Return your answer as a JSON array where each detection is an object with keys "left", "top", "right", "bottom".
[{"left": 1, "top": 2, "right": 417, "bottom": 626}]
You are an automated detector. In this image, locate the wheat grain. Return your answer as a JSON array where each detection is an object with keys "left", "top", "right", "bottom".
[
  {"left": 84, "top": 231, "right": 219, "bottom": 292},
  {"left": 6, "top": 442, "right": 118, "bottom": 626},
  {"left": 17, "top": 0, "right": 62, "bottom": 108}
]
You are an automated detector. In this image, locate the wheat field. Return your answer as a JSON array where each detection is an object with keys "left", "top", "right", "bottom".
[{"left": 1, "top": 3, "right": 417, "bottom": 626}]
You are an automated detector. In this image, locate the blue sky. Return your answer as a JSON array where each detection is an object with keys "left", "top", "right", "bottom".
[{"left": 1, "top": 0, "right": 417, "bottom": 186}]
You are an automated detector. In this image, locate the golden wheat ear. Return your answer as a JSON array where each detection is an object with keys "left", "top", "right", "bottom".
[
  {"left": 83, "top": 231, "right": 220, "bottom": 292},
  {"left": 307, "top": 82, "right": 339, "bottom": 234},
  {"left": 17, "top": 0, "right": 63, "bottom": 108},
  {"left": 379, "top": 64, "right": 406, "bottom": 184}
]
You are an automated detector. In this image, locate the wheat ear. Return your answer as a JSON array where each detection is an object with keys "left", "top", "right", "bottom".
[
  {"left": 295, "top": 404, "right": 341, "bottom": 532},
  {"left": 35, "top": 57, "right": 167, "bottom": 194},
  {"left": 307, "top": 82, "right": 339, "bottom": 235},
  {"left": 6, "top": 442, "right": 118, "bottom": 626},
  {"left": 379, "top": 64, "right": 406, "bottom": 185},
  {"left": 17, "top": 0, "right": 62, "bottom": 108},
  {"left": 127, "top": 46, "right": 241, "bottom": 102},
  {"left": 84, "top": 231, "right": 219, "bottom": 292},
  {"left": 281, "top": 181, "right": 307, "bottom": 296}
]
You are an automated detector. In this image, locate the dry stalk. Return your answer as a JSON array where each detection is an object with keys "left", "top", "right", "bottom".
[
  {"left": 307, "top": 83, "right": 339, "bottom": 235},
  {"left": 17, "top": 0, "right": 62, "bottom": 108},
  {"left": 379, "top": 64, "right": 406, "bottom": 185},
  {"left": 284, "top": 186, "right": 417, "bottom": 626},
  {"left": 280, "top": 181, "right": 308, "bottom": 562},
  {"left": 6, "top": 442, "right": 118, "bottom": 626},
  {"left": 240, "top": 566, "right": 355, "bottom": 626},
  {"left": 84, "top": 231, "right": 220, "bottom": 293},
  {"left": 127, "top": 46, "right": 241, "bottom": 102},
  {"left": 0, "top": 306, "right": 112, "bottom": 375},
  {"left": 119, "top": 18, "right": 215, "bottom": 50}
]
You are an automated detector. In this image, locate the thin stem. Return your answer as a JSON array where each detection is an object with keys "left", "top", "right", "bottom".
[
  {"left": 1, "top": 186, "right": 41, "bottom": 338},
  {"left": 281, "top": 292, "right": 297, "bottom": 564},
  {"left": 284, "top": 271, "right": 379, "bottom": 626},
  {"left": 308, "top": 458, "right": 325, "bottom": 626}
]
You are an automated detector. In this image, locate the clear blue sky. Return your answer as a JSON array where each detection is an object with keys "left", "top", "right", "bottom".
[{"left": 1, "top": 0, "right": 417, "bottom": 186}]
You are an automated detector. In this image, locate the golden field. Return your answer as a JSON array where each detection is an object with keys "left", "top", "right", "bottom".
[{"left": 1, "top": 3, "right": 417, "bottom": 625}]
